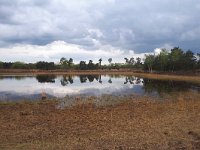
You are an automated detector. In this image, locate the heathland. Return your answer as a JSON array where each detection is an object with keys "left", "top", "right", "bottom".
[{"left": 0, "top": 91, "right": 200, "bottom": 150}]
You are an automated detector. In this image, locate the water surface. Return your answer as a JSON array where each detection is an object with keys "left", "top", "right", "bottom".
[{"left": 0, "top": 74, "right": 199, "bottom": 101}]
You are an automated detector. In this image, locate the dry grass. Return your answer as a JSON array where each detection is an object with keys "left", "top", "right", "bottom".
[{"left": 0, "top": 92, "right": 200, "bottom": 150}]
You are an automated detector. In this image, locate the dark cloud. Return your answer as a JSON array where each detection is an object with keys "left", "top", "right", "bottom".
[{"left": 0, "top": 0, "right": 200, "bottom": 53}]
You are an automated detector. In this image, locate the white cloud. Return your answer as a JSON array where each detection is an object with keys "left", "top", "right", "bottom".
[
  {"left": 154, "top": 48, "right": 162, "bottom": 55},
  {"left": 153, "top": 43, "right": 173, "bottom": 55},
  {"left": 0, "top": 0, "right": 200, "bottom": 53},
  {"left": 0, "top": 41, "right": 150, "bottom": 64},
  {"left": 0, "top": 75, "right": 142, "bottom": 98}
]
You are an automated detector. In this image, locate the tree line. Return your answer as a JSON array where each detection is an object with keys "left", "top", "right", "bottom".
[
  {"left": 0, "top": 47, "right": 199, "bottom": 72},
  {"left": 143, "top": 47, "right": 200, "bottom": 72}
]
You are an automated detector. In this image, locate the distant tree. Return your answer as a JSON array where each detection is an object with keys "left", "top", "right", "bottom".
[
  {"left": 129, "top": 57, "right": 135, "bottom": 65},
  {"left": 183, "top": 50, "right": 196, "bottom": 70},
  {"left": 79, "top": 61, "right": 87, "bottom": 70},
  {"left": 36, "top": 61, "right": 55, "bottom": 70},
  {"left": 0, "top": 61, "right": 3, "bottom": 69},
  {"left": 68, "top": 58, "right": 73, "bottom": 67},
  {"left": 144, "top": 54, "right": 155, "bottom": 72},
  {"left": 0, "top": 46, "right": 199, "bottom": 72},
  {"left": 60, "top": 57, "right": 66, "bottom": 65},
  {"left": 60, "top": 57, "right": 68, "bottom": 69},
  {"left": 169, "top": 47, "right": 184, "bottom": 71},
  {"left": 124, "top": 58, "right": 129, "bottom": 64},
  {"left": 143, "top": 47, "right": 200, "bottom": 72},
  {"left": 124, "top": 58, "right": 135, "bottom": 68},
  {"left": 197, "top": 53, "right": 200, "bottom": 60},
  {"left": 197, "top": 53, "right": 200, "bottom": 69},
  {"left": 27, "top": 63, "right": 36, "bottom": 69},
  {"left": 135, "top": 57, "right": 142, "bottom": 69},
  {"left": 87, "top": 60, "right": 95, "bottom": 70},
  {"left": 48, "top": 62, "right": 55, "bottom": 70},
  {"left": 136, "top": 57, "right": 141, "bottom": 63},
  {"left": 156, "top": 49, "right": 169, "bottom": 71},
  {"left": 12, "top": 61, "right": 27, "bottom": 69},
  {"left": 108, "top": 58, "right": 112, "bottom": 65},
  {"left": 99, "top": 58, "right": 102, "bottom": 68},
  {"left": 3, "top": 62, "right": 13, "bottom": 69}
]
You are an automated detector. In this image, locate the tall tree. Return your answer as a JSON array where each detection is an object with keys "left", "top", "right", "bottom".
[
  {"left": 108, "top": 58, "right": 112, "bottom": 65},
  {"left": 124, "top": 58, "right": 129, "bottom": 64},
  {"left": 60, "top": 57, "right": 68, "bottom": 69},
  {"left": 183, "top": 50, "right": 196, "bottom": 70},
  {"left": 68, "top": 58, "right": 73, "bottom": 67},
  {"left": 169, "top": 47, "right": 184, "bottom": 71},
  {"left": 197, "top": 53, "right": 200, "bottom": 61},
  {"left": 99, "top": 58, "right": 102, "bottom": 67},
  {"left": 79, "top": 61, "right": 87, "bottom": 70},
  {"left": 157, "top": 49, "right": 169, "bottom": 71},
  {"left": 88, "top": 60, "right": 95, "bottom": 70},
  {"left": 197, "top": 53, "right": 200, "bottom": 69},
  {"left": 0, "top": 61, "right": 3, "bottom": 69},
  {"left": 135, "top": 57, "right": 142, "bottom": 69},
  {"left": 129, "top": 57, "right": 135, "bottom": 65},
  {"left": 60, "top": 57, "right": 66, "bottom": 65},
  {"left": 144, "top": 54, "right": 155, "bottom": 73}
]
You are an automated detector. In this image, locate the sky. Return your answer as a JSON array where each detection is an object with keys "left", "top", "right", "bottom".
[{"left": 0, "top": 0, "right": 200, "bottom": 63}]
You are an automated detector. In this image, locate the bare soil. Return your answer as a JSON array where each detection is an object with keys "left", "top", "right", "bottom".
[{"left": 0, "top": 92, "right": 200, "bottom": 150}]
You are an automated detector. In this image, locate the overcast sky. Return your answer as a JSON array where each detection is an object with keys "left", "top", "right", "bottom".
[{"left": 0, "top": 0, "right": 200, "bottom": 63}]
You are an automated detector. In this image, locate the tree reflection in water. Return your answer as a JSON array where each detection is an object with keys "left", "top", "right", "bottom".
[
  {"left": 87, "top": 75, "right": 99, "bottom": 82},
  {"left": 79, "top": 75, "right": 87, "bottom": 83},
  {"left": 34, "top": 75, "right": 199, "bottom": 95},
  {"left": 136, "top": 78, "right": 142, "bottom": 84},
  {"left": 36, "top": 75, "right": 56, "bottom": 83},
  {"left": 142, "top": 78, "right": 199, "bottom": 94},
  {"left": 60, "top": 75, "right": 73, "bottom": 86},
  {"left": 0, "top": 75, "right": 199, "bottom": 101},
  {"left": 99, "top": 75, "right": 102, "bottom": 83},
  {"left": 108, "top": 77, "right": 112, "bottom": 83},
  {"left": 124, "top": 76, "right": 135, "bottom": 84}
]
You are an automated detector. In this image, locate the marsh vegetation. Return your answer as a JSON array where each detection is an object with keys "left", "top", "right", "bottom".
[{"left": 0, "top": 91, "right": 200, "bottom": 150}]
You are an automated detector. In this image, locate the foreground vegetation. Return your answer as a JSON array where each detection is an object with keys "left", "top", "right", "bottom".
[{"left": 0, "top": 92, "right": 200, "bottom": 150}]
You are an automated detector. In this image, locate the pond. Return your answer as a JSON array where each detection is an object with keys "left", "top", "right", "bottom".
[{"left": 0, "top": 74, "right": 199, "bottom": 101}]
